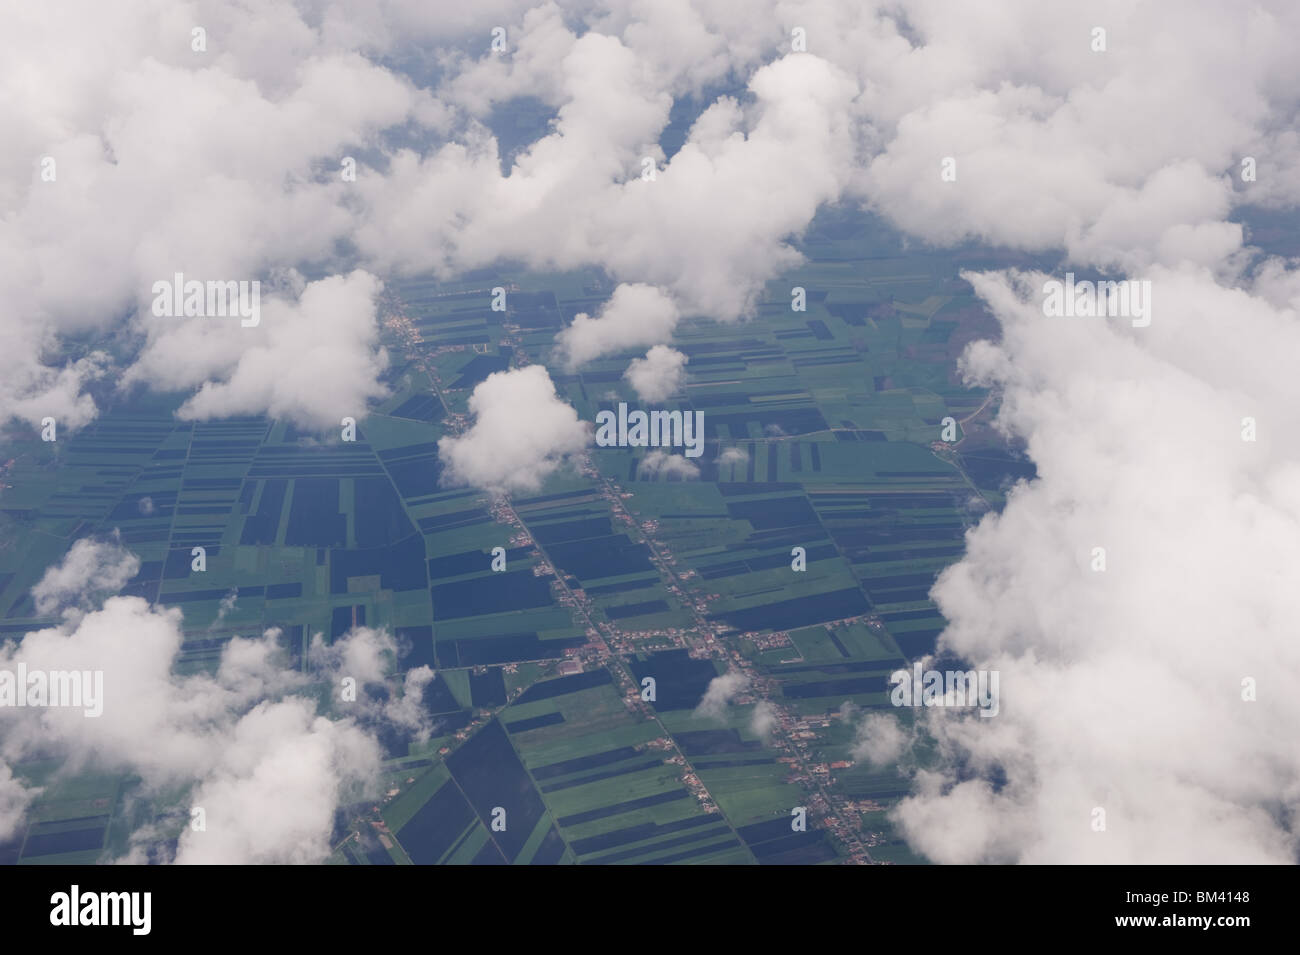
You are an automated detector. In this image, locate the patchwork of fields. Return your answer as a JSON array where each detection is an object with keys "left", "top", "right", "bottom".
[{"left": 0, "top": 209, "right": 1036, "bottom": 865}]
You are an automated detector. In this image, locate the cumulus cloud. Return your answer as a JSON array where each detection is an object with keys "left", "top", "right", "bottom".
[
  {"left": 0, "top": 596, "right": 390, "bottom": 861},
  {"left": 1, "top": 549, "right": 442, "bottom": 862},
  {"left": 125, "top": 271, "right": 389, "bottom": 431},
  {"left": 798, "top": 0, "right": 1300, "bottom": 864},
  {"left": 637, "top": 449, "right": 700, "bottom": 480},
  {"left": 558, "top": 284, "right": 680, "bottom": 369},
  {"left": 694, "top": 669, "right": 748, "bottom": 720},
  {"left": 308, "top": 625, "right": 395, "bottom": 690},
  {"left": 624, "top": 344, "right": 687, "bottom": 402},
  {"left": 750, "top": 700, "right": 778, "bottom": 742},
  {"left": 208, "top": 590, "right": 239, "bottom": 631},
  {"left": 853, "top": 2, "right": 1300, "bottom": 273},
  {"left": 382, "top": 666, "right": 438, "bottom": 742},
  {"left": 7, "top": 0, "right": 1300, "bottom": 434},
  {"left": 850, "top": 711, "right": 911, "bottom": 767},
  {"left": 0, "top": 764, "right": 35, "bottom": 843},
  {"left": 716, "top": 446, "right": 748, "bottom": 465},
  {"left": 173, "top": 697, "right": 380, "bottom": 865},
  {"left": 0, "top": 354, "right": 109, "bottom": 433},
  {"left": 882, "top": 263, "right": 1300, "bottom": 864},
  {"left": 355, "top": 45, "right": 859, "bottom": 326},
  {"left": 31, "top": 536, "right": 141, "bottom": 618},
  {"left": 439, "top": 365, "right": 591, "bottom": 494},
  {"left": 0, "top": 3, "right": 430, "bottom": 432}
]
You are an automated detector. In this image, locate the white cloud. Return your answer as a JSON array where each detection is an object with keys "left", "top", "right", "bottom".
[
  {"left": 637, "top": 449, "right": 700, "bottom": 480},
  {"left": 851, "top": 2, "right": 1300, "bottom": 273},
  {"left": 125, "top": 271, "right": 389, "bottom": 431},
  {"left": 886, "top": 264, "right": 1300, "bottom": 863},
  {"left": 7, "top": 0, "right": 1300, "bottom": 434},
  {"left": 558, "top": 284, "right": 680, "bottom": 370},
  {"left": 308, "top": 625, "right": 395, "bottom": 690},
  {"left": 750, "top": 700, "right": 777, "bottom": 741},
  {"left": 624, "top": 344, "right": 687, "bottom": 402},
  {"left": 355, "top": 45, "right": 859, "bottom": 329},
  {"left": 0, "top": 3, "right": 429, "bottom": 432},
  {"left": 173, "top": 697, "right": 379, "bottom": 865},
  {"left": 0, "top": 582, "right": 438, "bottom": 861},
  {"left": 209, "top": 590, "right": 239, "bottom": 631},
  {"left": 440, "top": 3, "right": 580, "bottom": 115},
  {"left": 694, "top": 669, "right": 748, "bottom": 720},
  {"left": 0, "top": 764, "right": 35, "bottom": 844},
  {"left": 851, "top": 711, "right": 910, "bottom": 767},
  {"left": 383, "top": 666, "right": 437, "bottom": 742},
  {"left": 31, "top": 536, "right": 141, "bottom": 618},
  {"left": 438, "top": 365, "right": 591, "bottom": 494},
  {"left": 0, "top": 353, "right": 109, "bottom": 433},
  {"left": 800, "top": 0, "right": 1300, "bottom": 864}
]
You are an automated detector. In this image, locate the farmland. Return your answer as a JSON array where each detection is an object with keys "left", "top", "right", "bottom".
[{"left": 0, "top": 204, "right": 1033, "bottom": 865}]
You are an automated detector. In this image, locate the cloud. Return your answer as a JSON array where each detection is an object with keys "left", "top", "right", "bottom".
[
  {"left": 0, "top": 353, "right": 109, "bottom": 433},
  {"left": 624, "top": 344, "right": 687, "bottom": 402},
  {"left": 209, "top": 590, "right": 239, "bottom": 630},
  {"left": 558, "top": 284, "right": 680, "bottom": 369},
  {"left": 356, "top": 46, "right": 859, "bottom": 324},
  {"left": 694, "top": 669, "right": 748, "bottom": 721},
  {"left": 7, "top": 0, "right": 1300, "bottom": 436},
  {"left": 0, "top": 596, "right": 384, "bottom": 861},
  {"left": 31, "top": 536, "right": 141, "bottom": 618},
  {"left": 585, "top": 52, "right": 860, "bottom": 319},
  {"left": 851, "top": 2, "right": 1300, "bottom": 273},
  {"left": 307, "top": 625, "right": 395, "bottom": 689},
  {"left": 438, "top": 365, "right": 591, "bottom": 494},
  {"left": 885, "top": 263, "right": 1300, "bottom": 863},
  {"left": 850, "top": 711, "right": 910, "bottom": 767},
  {"left": 716, "top": 446, "right": 748, "bottom": 465},
  {"left": 0, "top": 3, "right": 429, "bottom": 431},
  {"left": 382, "top": 666, "right": 437, "bottom": 742},
  {"left": 172, "top": 697, "right": 380, "bottom": 865},
  {"left": 637, "top": 449, "right": 700, "bottom": 480},
  {"left": 0, "top": 764, "right": 35, "bottom": 843},
  {"left": 125, "top": 271, "right": 389, "bottom": 431},
  {"left": 750, "top": 701, "right": 778, "bottom": 741},
  {"left": 788, "top": 1, "right": 1300, "bottom": 864},
  {"left": 1, "top": 554, "right": 442, "bottom": 861},
  {"left": 309, "top": 626, "right": 439, "bottom": 742},
  {"left": 440, "top": 2, "right": 581, "bottom": 116}
]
